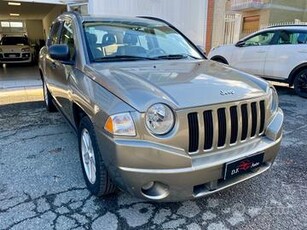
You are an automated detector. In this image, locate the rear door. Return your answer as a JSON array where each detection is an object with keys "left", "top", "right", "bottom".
[
  {"left": 264, "top": 30, "right": 307, "bottom": 80},
  {"left": 230, "top": 30, "right": 277, "bottom": 76}
]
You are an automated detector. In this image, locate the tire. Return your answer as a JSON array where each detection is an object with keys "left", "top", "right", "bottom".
[
  {"left": 293, "top": 69, "right": 307, "bottom": 98},
  {"left": 78, "top": 116, "right": 116, "bottom": 196},
  {"left": 43, "top": 80, "right": 57, "bottom": 112}
]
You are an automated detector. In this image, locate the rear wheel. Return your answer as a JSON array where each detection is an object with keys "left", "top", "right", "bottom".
[
  {"left": 293, "top": 69, "right": 307, "bottom": 98},
  {"left": 78, "top": 116, "right": 116, "bottom": 196},
  {"left": 43, "top": 80, "right": 57, "bottom": 112}
]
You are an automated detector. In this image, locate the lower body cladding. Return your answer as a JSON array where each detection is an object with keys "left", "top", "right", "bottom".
[{"left": 97, "top": 109, "right": 283, "bottom": 202}]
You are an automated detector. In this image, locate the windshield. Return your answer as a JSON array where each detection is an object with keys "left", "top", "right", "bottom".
[
  {"left": 83, "top": 20, "right": 203, "bottom": 62},
  {"left": 1, "top": 37, "right": 29, "bottom": 45}
]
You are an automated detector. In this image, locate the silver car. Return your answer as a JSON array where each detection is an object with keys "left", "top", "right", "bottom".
[
  {"left": 39, "top": 12, "right": 283, "bottom": 202},
  {"left": 0, "top": 35, "right": 34, "bottom": 64}
]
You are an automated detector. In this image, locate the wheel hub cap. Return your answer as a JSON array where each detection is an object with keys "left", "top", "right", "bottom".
[{"left": 81, "top": 129, "right": 96, "bottom": 184}]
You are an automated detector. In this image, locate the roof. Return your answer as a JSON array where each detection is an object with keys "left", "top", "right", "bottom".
[
  {"left": 268, "top": 24, "right": 307, "bottom": 29},
  {"left": 61, "top": 11, "right": 169, "bottom": 27}
]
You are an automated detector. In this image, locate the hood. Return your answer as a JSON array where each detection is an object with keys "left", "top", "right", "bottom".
[
  {"left": 86, "top": 60, "right": 268, "bottom": 112},
  {"left": 0, "top": 45, "right": 30, "bottom": 52}
]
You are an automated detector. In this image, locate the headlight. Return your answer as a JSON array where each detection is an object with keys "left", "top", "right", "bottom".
[
  {"left": 268, "top": 87, "right": 278, "bottom": 114},
  {"left": 21, "top": 47, "right": 30, "bottom": 52},
  {"left": 104, "top": 113, "right": 136, "bottom": 136},
  {"left": 145, "top": 103, "right": 175, "bottom": 135}
]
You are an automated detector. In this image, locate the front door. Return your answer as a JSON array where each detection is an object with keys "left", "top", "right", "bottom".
[
  {"left": 51, "top": 18, "right": 76, "bottom": 121},
  {"left": 231, "top": 30, "right": 277, "bottom": 76}
]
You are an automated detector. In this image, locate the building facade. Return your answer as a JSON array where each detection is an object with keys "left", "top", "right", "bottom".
[{"left": 230, "top": 0, "right": 307, "bottom": 37}]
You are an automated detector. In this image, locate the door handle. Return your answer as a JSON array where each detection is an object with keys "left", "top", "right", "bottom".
[{"left": 256, "top": 50, "right": 266, "bottom": 53}]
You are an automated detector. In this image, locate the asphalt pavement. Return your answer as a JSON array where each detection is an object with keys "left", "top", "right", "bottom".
[{"left": 0, "top": 80, "right": 306, "bottom": 229}]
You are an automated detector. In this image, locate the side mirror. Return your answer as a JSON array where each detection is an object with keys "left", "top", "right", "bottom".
[
  {"left": 235, "top": 40, "right": 245, "bottom": 47},
  {"left": 48, "top": 44, "right": 73, "bottom": 65}
]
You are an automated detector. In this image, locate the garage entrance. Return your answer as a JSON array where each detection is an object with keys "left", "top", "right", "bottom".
[
  {"left": 0, "top": 0, "right": 69, "bottom": 105},
  {"left": 0, "top": 0, "right": 68, "bottom": 52}
]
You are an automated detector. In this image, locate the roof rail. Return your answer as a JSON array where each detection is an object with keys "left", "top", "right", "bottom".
[
  {"left": 137, "top": 16, "right": 175, "bottom": 27},
  {"left": 267, "top": 24, "right": 307, "bottom": 28}
]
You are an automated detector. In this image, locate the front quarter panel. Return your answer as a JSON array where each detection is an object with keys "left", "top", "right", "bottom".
[{"left": 69, "top": 68, "right": 135, "bottom": 130}]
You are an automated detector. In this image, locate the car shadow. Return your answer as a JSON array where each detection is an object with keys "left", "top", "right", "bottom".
[{"left": 271, "top": 82, "right": 296, "bottom": 97}]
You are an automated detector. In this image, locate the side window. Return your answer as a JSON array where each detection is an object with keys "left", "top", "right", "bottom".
[
  {"left": 277, "top": 30, "right": 307, "bottom": 45},
  {"left": 48, "top": 22, "right": 61, "bottom": 46},
  {"left": 59, "top": 19, "right": 75, "bottom": 61},
  {"left": 244, "top": 31, "right": 275, "bottom": 46}
]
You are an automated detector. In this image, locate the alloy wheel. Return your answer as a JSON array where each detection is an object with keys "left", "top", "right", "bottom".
[{"left": 81, "top": 128, "right": 96, "bottom": 184}]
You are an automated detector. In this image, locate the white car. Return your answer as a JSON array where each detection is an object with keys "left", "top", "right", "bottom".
[
  {"left": 208, "top": 26, "right": 307, "bottom": 98},
  {"left": 0, "top": 35, "right": 34, "bottom": 65}
]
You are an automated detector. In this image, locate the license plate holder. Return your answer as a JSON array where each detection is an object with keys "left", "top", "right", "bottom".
[{"left": 224, "top": 153, "right": 264, "bottom": 180}]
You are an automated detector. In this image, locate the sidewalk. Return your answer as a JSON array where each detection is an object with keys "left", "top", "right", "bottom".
[
  {"left": 0, "top": 65, "right": 43, "bottom": 105},
  {"left": 0, "top": 79, "right": 42, "bottom": 90}
]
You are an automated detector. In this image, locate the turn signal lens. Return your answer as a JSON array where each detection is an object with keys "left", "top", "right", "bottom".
[{"left": 104, "top": 113, "right": 136, "bottom": 136}]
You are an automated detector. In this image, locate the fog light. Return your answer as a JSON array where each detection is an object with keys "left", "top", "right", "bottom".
[
  {"left": 142, "top": 181, "right": 154, "bottom": 190},
  {"left": 141, "top": 181, "right": 169, "bottom": 200}
]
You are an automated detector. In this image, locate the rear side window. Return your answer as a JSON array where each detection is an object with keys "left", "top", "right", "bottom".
[
  {"left": 277, "top": 30, "right": 307, "bottom": 45},
  {"left": 48, "top": 22, "right": 61, "bottom": 46}
]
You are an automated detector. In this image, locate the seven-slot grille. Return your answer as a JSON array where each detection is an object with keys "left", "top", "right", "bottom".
[{"left": 187, "top": 100, "right": 266, "bottom": 153}]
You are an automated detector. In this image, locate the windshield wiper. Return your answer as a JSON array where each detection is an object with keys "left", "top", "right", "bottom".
[
  {"left": 153, "top": 54, "right": 198, "bottom": 60},
  {"left": 94, "top": 55, "right": 155, "bottom": 62}
]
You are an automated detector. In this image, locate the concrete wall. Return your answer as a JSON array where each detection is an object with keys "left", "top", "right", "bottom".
[
  {"left": 25, "top": 20, "right": 44, "bottom": 42},
  {"left": 271, "top": 0, "right": 306, "bottom": 9},
  {"left": 211, "top": 0, "right": 227, "bottom": 48},
  {"left": 88, "top": 0, "right": 208, "bottom": 47},
  {"left": 42, "top": 4, "right": 66, "bottom": 39},
  {"left": 269, "top": 9, "right": 304, "bottom": 23},
  {"left": 269, "top": 0, "right": 306, "bottom": 23}
]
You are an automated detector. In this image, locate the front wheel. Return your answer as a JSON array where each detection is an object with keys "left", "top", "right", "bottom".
[
  {"left": 211, "top": 57, "right": 228, "bottom": 65},
  {"left": 294, "top": 69, "right": 307, "bottom": 98},
  {"left": 78, "top": 116, "right": 116, "bottom": 196}
]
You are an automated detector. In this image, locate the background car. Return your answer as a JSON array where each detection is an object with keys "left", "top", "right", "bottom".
[
  {"left": 208, "top": 25, "right": 307, "bottom": 98},
  {"left": 0, "top": 35, "right": 35, "bottom": 65}
]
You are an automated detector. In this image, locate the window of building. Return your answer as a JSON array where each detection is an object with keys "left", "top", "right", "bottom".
[
  {"left": 1, "top": 22, "right": 10, "bottom": 27},
  {"left": 242, "top": 15, "right": 260, "bottom": 34},
  {"left": 10, "top": 22, "right": 23, "bottom": 28},
  {"left": 0, "top": 21, "right": 23, "bottom": 28}
]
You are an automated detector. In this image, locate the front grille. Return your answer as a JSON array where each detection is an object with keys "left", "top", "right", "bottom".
[
  {"left": 203, "top": 111, "right": 213, "bottom": 150},
  {"left": 188, "top": 99, "right": 266, "bottom": 153},
  {"left": 187, "top": 113, "right": 199, "bottom": 152}
]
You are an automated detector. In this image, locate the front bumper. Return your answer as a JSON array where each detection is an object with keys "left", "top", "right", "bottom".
[
  {"left": 96, "top": 108, "right": 283, "bottom": 202},
  {"left": 0, "top": 53, "right": 32, "bottom": 64}
]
